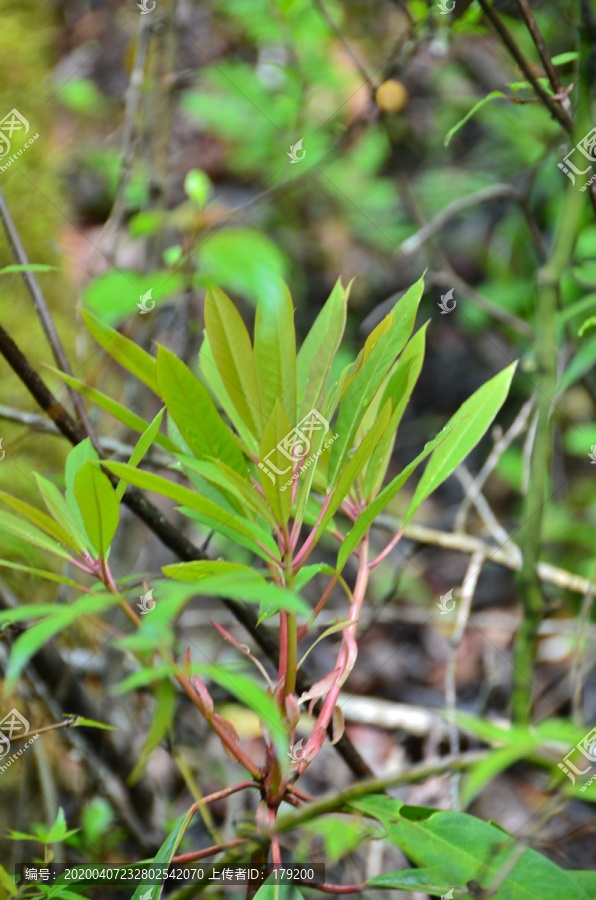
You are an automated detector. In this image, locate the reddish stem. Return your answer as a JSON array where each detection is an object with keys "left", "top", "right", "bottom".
[
  {"left": 292, "top": 494, "right": 332, "bottom": 572},
  {"left": 172, "top": 838, "right": 246, "bottom": 864},
  {"left": 368, "top": 527, "right": 403, "bottom": 569}
]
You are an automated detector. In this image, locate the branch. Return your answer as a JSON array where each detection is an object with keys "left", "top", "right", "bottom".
[
  {"left": 0, "top": 185, "right": 100, "bottom": 450},
  {"left": 476, "top": 0, "right": 573, "bottom": 134}
]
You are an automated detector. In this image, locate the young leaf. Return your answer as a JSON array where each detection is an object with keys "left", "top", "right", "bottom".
[
  {"left": 296, "top": 278, "right": 349, "bottom": 418},
  {"left": 161, "top": 560, "right": 310, "bottom": 617},
  {"left": 45, "top": 365, "right": 177, "bottom": 452},
  {"left": 0, "top": 560, "right": 86, "bottom": 590},
  {"left": 199, "top": 335, "right": 260, "bottom": 455},
  {"left": 74, "top": 461, "right": 120, "bottom": 558},
  {"left": 64, "top": 438, "right": 100, "bottom": 545},
  {"left": 127, "top": 679, "right": 176, "bottom": 785},
  {"left": 129, "top": 808, "right": 197, "bottom": 900},
  {"left": 328, "top": 277, "right": 423, "bottom": 485},
  {"left": 362, "top": 323, "right": 428, "bottom": 500},
  {"left": 79, "top": 308, "right": 159, "bottom": 395},
  {"left": 115, "top": 408, "right": 166, "bottom": 501},
  {"left": 178, "top": 456, "right": 277, "bottom": 528},
  {"left": 336, "top": 423, "right": 455, "bottom": 576},
  {"left": 204, "top": 284, "right": 263, "bottom": 438},
  {"left": 254, "top": 282, "right": 297, "bottom": 424},
  {"left": 5, "top": 593, "right": 121, "bottom": 690},
  {"left": 444, "top": 91, "right": 506, "bottom": 147},
  {"left": 102, "top": 462, "right": 279, "bottom": 563},
  {"left": 0, "top": 491, "right": 79, "bottom": 553},
  {"left": 156, "top": 345, "right": 247, "bottom": 475},
  {"left": 34, "top": 473, "right": 88, "bottom": 554},
  {"left": 0, "top": 510, "right": 71, "bottom": 561},
  {"left": 258, "top": 399, "right": 294, "bottom": 525},
  {"left": 403, "top": 361, "right": 517, "bottom": 525}
]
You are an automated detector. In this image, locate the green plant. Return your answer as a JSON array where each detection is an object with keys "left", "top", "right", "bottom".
[{"left": 7, "top": 272, "right": 590, "bottom": 898}]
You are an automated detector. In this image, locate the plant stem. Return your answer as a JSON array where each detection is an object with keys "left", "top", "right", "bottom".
[{"left": 512, "top": 170, "right": 585, "bottom": 723}]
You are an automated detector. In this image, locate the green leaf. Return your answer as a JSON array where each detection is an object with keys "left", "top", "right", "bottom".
[
  {"left": 311, "top": 401, "right": 392, "bottom": 549},
  {"left": 199, "top": 333, "right": 260, "bottom": 455},
  {"left": 184, "top": 168, "right": 211, "bottom": 208},
  {"left": 102, "top": 462, "right": 279, "bottom": 563},
  {"left": 204, "top": 284, "right": 263, "bottom": 437},
  {"left": 329, "top": 277, "right": 423, "bottom": 485},
  {"left": 551, "top": 51, "right": 579, "bottom": 65},
  {"left": 161, "top": 560, "right": 310, "bottom": 617},
  {"left": 296, "top": 278, "right": 349, "bottom": 419},
  {"left": 79, "top": 308, "right": 159, "bottom": 394},
  {"left": 258, "top": 398, "right": 294, "bottom": 525},
  {"left": 45, "top": 366, "right": 176, "bottom": 453},
  {"left": 404, "top": 361, "right": 517, "bottom": 525},
  {"left": 0, "top": 559, "right": 85, "bottom": 590},
  {"left": 461, "top": 743, "right": 535, "bottom": 807},
  {"left": 74, "top": 461, "right": 120, "bottom": 558},
  {"left": 254, "top": 282, "right": 297, "bottom": 424},
  {"left": 0, "top": 491, "right": 79, "bottom": 553},
  {"left": 0, "top": 263, "right": 60, "bottom": 274},
  {"left": 127, "top": 679, "right": 176, "bottom": 785},
  {"left": 352, "top": 795, "right": 590, "bottom": 900},
  {"left": 178, "top": 456, "right": 277, "bottom": 527},
  {"left": 251, "top": 883, "right": 305, "bottom": 900},
  {"left": 336, "top": 423, "right": 454, "bottom": 575},
  {"left": 0, "top": 510, "right": 72, "bottom": 561},
  {"left": 69, "top": 716, "right": 118, "bottom": 731},
  {"left": 444, "top": 91, "right": 506, "bottom": 147},
  {"left": 129, "top": 809, "right": 197, "bottom": 900},
  {"left": 34, "top": 473, "right": 88, "bottom": 553},
  {"left": 557, "top": 333, "right": 596, "bottom": 395},
  {"left": 156, "top": 345, "right": 247, "bottom": 474},
  {"left": 200, "top": 666, "right": 289, "bottom": 766},
  {"left": 82, "top": 270, "right": 184, "bottom": 327},
  {"left": 115, "top": 408, "right": 166, "bottom": 500},
  {"left": 64, "top": 438, "right": 100, "bottom": 544},
  {"left": 198, "top": 229, "right": 288, "bottom": 309},
  {"left": 5, "top": 593, "right": 120, "bottom": 690},
  {"left": 363, "top": 322, "right": 428, "bottom": 500}
]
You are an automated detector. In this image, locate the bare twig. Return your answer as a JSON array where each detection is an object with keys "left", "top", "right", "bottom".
[
  {"left": 0, "top": 185, "right": 100, "bottom": 451},
  {"left": 445, "top": 552, "right": 485, "bottom": 809},
  {"left": 455, "top": 465, "right": 511, "bottom": 546},
  {"left": 476, "top": 0, "right": 573, "bottom": 134},
  {"left": 375, "top": 513, "right": 594, "bottom": 596},
  {"left": 515, "top": 0, "right": 571, "bottom": 117},
  {"left": 400, "top": 183, "right": 547, "bottom": 262}
]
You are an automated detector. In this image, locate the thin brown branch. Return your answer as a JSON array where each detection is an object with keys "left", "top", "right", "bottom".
[
  {"left": 515, "top": 0, "right": 569, "bottom": 115},
  {"left": 477, "top": 0, "right": 573, "bottom": 134},
  {"left": 0, "top": 185, "right": 100, "bottom": 450}
]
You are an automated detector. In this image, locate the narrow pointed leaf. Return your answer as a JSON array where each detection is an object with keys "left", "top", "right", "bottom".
[
  {"left": 254, "top": 282, "right": 297, "bottom": 423},
  {"left": 204, "top": 284, "right": 263, "bottom": 437},
  {"left": 79, "top": 308, "right": 159, "bottom": 395},
  {"left": 156, "top": 344, "right": 247, "bottom": 474},
  {"left": 404, "top": 361, "right": 517, "bottom": 525},
  {"left": 258, "top": 399, "right": 294, "bottom": 525},
  {"left": 115, "top": 408, "right": 166, "bottom": 501},
  {"left": 199, "top": 334, "right": 259, "bottom": 455},
  {"left": 74, "top": 461, "right": 120, "bottom": 558},
  {"left": 297, "top": 278, "right": 349, "bottom": 418},
  {"left": 329, "top": 276, "right": 423, "bottom": 484}
]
